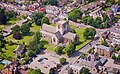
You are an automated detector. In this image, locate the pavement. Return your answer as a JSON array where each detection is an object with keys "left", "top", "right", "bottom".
[{"left": 28, "top": 50, "right": 60, "bottom": 74}]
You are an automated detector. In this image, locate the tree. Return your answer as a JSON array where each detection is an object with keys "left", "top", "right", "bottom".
[
  {"left": 49, "top": 67, "right": 57, "bottom": 74},
  {"left": 28, "top": 40, "right": 38, "bottom": 50},
  {"left": 55, "top": 46, "right": 64, "bottom": 54},
  {"left": 41, "top": 17, "right": 49, "bottom": 25},
  {"left": 12, "top": 25, "right": 21, "bottom": 33},
  {"left": 5, "top": 10, "right": 17, "bottom": 20},
  {"left": 112, "top": 54, "right": 116, "bottom": 59},
  {"left": 0, "top": 14, "right": 7, "bottom": 25},
  {"left": 33, "top": 31, "right": 41, "bottom": 42},
  {"left": 65, "top": 43, "right": 75, "bottom": 55},
  {"left": 28, "top": 69, "right": 43, "bottom": 74},
  {"left": 0, "top": 41, "right": 4, "bottom": 48},
  {"left": 59, "top": 57, "right": 66, "bottom": 64},
  {"left": 21, "top": 24, "right": 30, "bottom": 35},
  {"left": 81, "top": 67, "right": 90, "bottom": 74},
  {"left": 28, "top": 50, "right": 35, "bottom": 57},
  {"left": 114, "top": 47, "right": 119, "bottom": 52},
  {"left": 83, "top": 28, "right": 96, "bottom": 39},
  {"left": 68, "top": 8, "right": 82, "bottom": 22},
  {"left": 101, "top": 40, "right": 108, "bottom": 46},
  {"left": 33, "top": 12, "right": 45, "bottom": 25},
  {"left": 13, "top": 32, "right": 22, "bottom": 40},
  {"left": 47, "top": 0, "right": 58, "bottom": 6},
  {"left": 0, "top": 33, "right": 4, "bottom": 41}
]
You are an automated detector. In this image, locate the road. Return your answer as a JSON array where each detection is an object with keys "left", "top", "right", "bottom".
[{"left": 59, "top": 21, "right": 108, "bottom": 74}]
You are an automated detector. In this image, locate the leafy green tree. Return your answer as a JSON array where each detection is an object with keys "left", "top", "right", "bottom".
[
  {"left": 47, "top": 0, "right": 58, "bottom": 6},
  {"left": 65, "top": 43, "right": 75, "bottom": 55},
  {"left": 28, "top": 40, "right": 38, "bottom": 50},
  {"left": 49, "top": 67, "right": 57, "bottom": 74},
  {"left": 81, "top": 67, "right": 90, "bottom": 74},
  {"left": 21, "top": 24, "right": 30, "bottom": 35},
  {"left": 28, "top": 69, "right": 43, "bottom": 74},
  {"left": 41, "top": 17, "right": 49, "bottom": 25},
  {"left": 33, "top": 12, "right": 45, "bottom": 25},
  {"left": 59, "top": 57, "right": 66, "bottom": 64},
  {"left": 55, "top": 46, "right": 64, "bottom": 54},
  {"left": 118, "top": 55, "right": 120, "bottom": 60},
  {"left": 101, "top": 40, "right": 108, "bottom": 46},
  {"left": 33, "top": 31, "right": 41, "bottom": 42},
  {"left": 112, "top": 54, "right": 116, "bottom": 59},
  {"left": 28, "top": 50, "right": 35, "bottom": 57},
  {"left": 5, "top": 10, "right": 17, "bottom": 20},
  {"left": 68, "top": 8, "right": 82, "bottom": 22},
  {"left": 0, "top": 41, "right": 4, "bottom": 48},
  {"left": 0, "top": 33, "right": 4, "bottom": 41},
  {"left": 114, "top": 47, "right": 119, "bottom": 52},
  {"left": 12, "top": 25, "right": 21, "bottom": 33},
  {"left": 83, "top": 28, "right": 96, "bottom": 39}
]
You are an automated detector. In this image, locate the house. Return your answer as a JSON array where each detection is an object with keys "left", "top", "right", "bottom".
[
  {"left": 77, "top": 59, "right": 99, "bottom": 73},
  {"left": 96, "top": 45, "right": 114, "bottom": 58},
  {"left": 87, "top": 52, "right": 99, "bottom": 61},
  {"left": 111, "top": 5, "right": 120, "bottom": 13},
  {"left": 89, "top": 7, "right": 103, "bottom": 19},
  {"left": 99, "top": 0, "right": 107, "bottom": 3},
  {"left": 99, "top": 56, "right": 107, "bottom": 66},
  {"left": 59, "top": 11, "right": 68, "bottom": 20},
  {"left": 14, "top": 44, "right": 25, "bottom": 57},
  {"left": 107, "top": 67, "right": 120, "bottom": 74},
  {"left": 52, "top": 18, "right": 60, "bottom": 24},
  {"left": 107, "top": 26, "right": 120, "bottom": 45},
  {"left": 40, "top": 20, "right": 79, "bottom": 45},
  {"left": 106, "top": 10, "right": 115, "bottom": 22},
  {"left": 38, "top": 7, "right": 46, "bottom": 13},
  {"left": 68, "top": 65, "right": 83, "bottom": 74},
  {"left": 58, "top": 0, "right": 69, "bottom": 7},
  {"left": 46, "top": 5, "right": 61, "bottom": 15},
  {"left": 45, "top": 14, "right": 56, "bottom": 23}
]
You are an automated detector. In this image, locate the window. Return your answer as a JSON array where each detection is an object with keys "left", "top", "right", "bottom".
[
  {"left": 58, "top": 25, "right": 60, "bottom": 29},
  {"left": 53, "top": 38, "right": 55, "bottom": 42}
]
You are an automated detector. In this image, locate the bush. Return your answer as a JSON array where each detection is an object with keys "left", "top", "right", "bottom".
[
  {"left": 55, "top": 46, "right": 64, "bottom": 54},
  {"left": 28, "top": 50, "right": 35, "bottom": 57},
  {"left": 59, "top": 57, "right": 66, "bottom": 65}
]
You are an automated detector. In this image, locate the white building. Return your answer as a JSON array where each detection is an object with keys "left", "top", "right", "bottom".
[{"left": 68, "top": 65, "right": 83, "bottom": 74}]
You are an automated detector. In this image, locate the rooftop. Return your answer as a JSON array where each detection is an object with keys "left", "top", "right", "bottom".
[
  {"left": 41, "top": 24, "right": 56, "bottom": 34},
  {"left": 97, "top": 45, "right": 113, "bottom": 52}
]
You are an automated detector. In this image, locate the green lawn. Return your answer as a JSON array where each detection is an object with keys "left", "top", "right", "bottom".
[
  {"left": 2, "top": 23, "right": 39, "bottom": 58},
  {"left": 2, "top": 44, "right": 17, "bottom": 58},
  {"left": 44, "top": 44, "right": 55, "bottom": 51},
  {"left": 31, "top": 23, "right": 41, "bottom": 32},
  {"left": 50, "top": 23, "right": 55, "bottom": 26},
  {"left": 69, "top": 24, "right": 77, "bottom": 29},
  {"left": 75, "top": 28, "right": 91, "bottom": 50},
  {"left": 0, "top": 64, "right": 4, "bottom": 70}
]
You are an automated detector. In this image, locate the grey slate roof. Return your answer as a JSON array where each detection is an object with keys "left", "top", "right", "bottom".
[
  {"left": 63, "top": 32, "right": 76, "bottom": 40},
  {"left": 54, "top": 31, "right": 62, "bottom": 39},
  {"left": 97, "top": 45, "right": 113, "bottom": 52},
  {"left": 41, "top": 24, "right": 56, "bottom": 34}
]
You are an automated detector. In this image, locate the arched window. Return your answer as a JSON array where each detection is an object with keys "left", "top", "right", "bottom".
[{"left": 53, "top": 38, "right": 55, "bottom": 42}]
